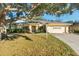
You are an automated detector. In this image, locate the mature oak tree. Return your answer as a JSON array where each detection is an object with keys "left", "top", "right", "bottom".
[{"left": 0, "top": 3, "right": 79, "bottom": 23}]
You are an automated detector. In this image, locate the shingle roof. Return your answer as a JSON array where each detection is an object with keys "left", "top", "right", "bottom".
[{"left": 47, "top": 22, "right": 72, "bottom": 26}]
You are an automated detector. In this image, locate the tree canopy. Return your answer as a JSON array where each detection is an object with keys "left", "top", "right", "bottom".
[{"left": 0, "top": 3, "right": 79, "bottom": 21}]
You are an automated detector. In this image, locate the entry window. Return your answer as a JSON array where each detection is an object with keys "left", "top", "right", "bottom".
[{"left": 53, "top": 26, "right": 61, "bottom": 29}]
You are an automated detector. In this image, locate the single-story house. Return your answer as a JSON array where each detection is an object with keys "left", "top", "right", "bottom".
[
  {"left": 46, "top": 22, "right": 72, "bottom": 33},
  {"left": 10, "top": 20, "right": 48, "bottom": 33},
  {"left": 6, "top": 20, "right": 75, "bottom": 33},
  {"left": 15, "top": 20, "right": 72, "bottom": 33}
]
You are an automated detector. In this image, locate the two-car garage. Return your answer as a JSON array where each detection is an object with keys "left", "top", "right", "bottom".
[
  {"left": 46, "top": 22, "right": 72, "bottom": 33},
  {"left": 47, "top": 26, "right": 65, "bottom": 33}
]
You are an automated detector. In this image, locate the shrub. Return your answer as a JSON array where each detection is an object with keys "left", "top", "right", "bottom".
[{"left": 74, "top": 30, "right": 79, "bottom": 33}]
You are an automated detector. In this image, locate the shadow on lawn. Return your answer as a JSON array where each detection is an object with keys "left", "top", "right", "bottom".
[
  {"left": 1, "top": 33, "right": 32, "bottom": 41},
  {"left": 17, "top": 34, "right": 33, "bottom": 41}
]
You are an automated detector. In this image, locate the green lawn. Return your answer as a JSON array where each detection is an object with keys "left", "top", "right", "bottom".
[{"left": 0, "top": 33, "right": 77, "bottom": 56}]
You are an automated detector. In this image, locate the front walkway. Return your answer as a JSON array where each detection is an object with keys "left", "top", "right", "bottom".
[{"left": 52, "top": 33, "right": 79, "bottom": 55}]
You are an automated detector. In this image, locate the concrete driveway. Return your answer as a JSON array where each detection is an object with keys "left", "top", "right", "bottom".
[{"left": 52, "top": 33, "right": 79, "bottom": 55}]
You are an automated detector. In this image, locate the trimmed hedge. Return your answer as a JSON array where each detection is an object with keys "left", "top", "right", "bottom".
[
  {"left": 74, "top": 30, "right": 79, "bottom": 33},
  {"left": 7, "top": 29, "right": 24, "bottom": 33}
]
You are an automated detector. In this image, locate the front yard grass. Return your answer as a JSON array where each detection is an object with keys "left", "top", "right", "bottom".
[{"left": 0, "top": 33, "right": 77, "bottom": 56}]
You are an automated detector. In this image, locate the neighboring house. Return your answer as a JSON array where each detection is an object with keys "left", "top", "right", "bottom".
[
  {"left": 70, "top": 23, "right": 79, "bottom": 33},
  {"left": 46, "top": 22, "right": 72, "bottom": 33}
]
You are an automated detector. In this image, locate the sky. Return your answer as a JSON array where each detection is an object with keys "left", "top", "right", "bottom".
[
  {"left": 6, "top": 9, "right": 79, "bottom": 22},
  {"left": 42, "top": 10, "right": 79, "bottom": 22}
]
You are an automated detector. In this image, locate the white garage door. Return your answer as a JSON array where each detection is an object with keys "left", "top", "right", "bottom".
[{"left": 47, "top": 26, "right": 65, "bottom": 33}]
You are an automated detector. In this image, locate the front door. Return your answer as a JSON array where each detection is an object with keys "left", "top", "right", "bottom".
[{"left": 32, "top": 26, "right": 36, "bottom": 32}]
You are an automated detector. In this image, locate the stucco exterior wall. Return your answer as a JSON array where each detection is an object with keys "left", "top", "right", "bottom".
[
  {"left": 46, "top": 26, "right": 65, "bottom": 33},
  {"left": 46, "top": 25, "right": 70, "bottom": 33},
  {"left": 66, "top": 26, "right": 69, "bottom": 33}
]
